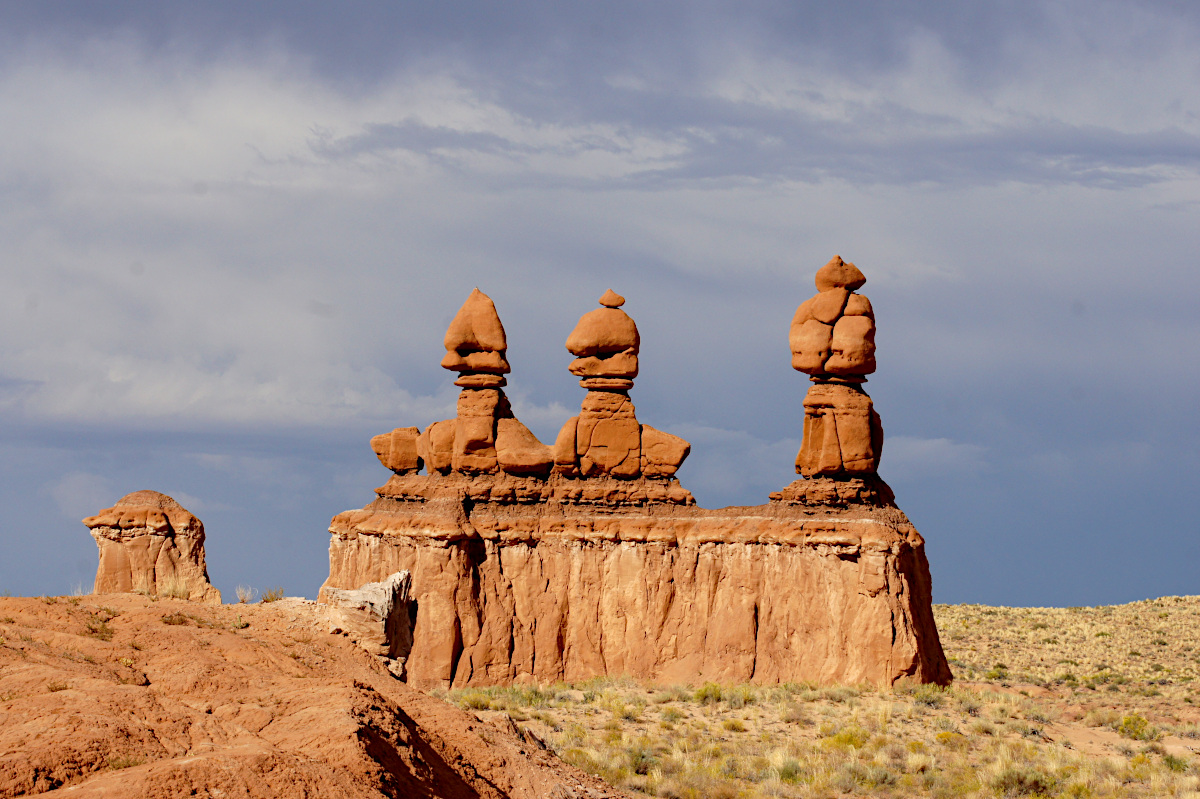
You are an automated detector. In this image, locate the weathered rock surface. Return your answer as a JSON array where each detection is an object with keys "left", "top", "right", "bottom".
[
  {"left": 321, "top": 474, "right": 948, "bottom": 689},
  {"left": 790, "top": 255, "right": 876, "bottom": 379},
  {"left": 83, "top": 491, "right": 220, "bottom": 604},
  {"left": 322, "top": 571, "right": 415, "bottom": 677},
  {"left": 0, "top": 594, "right": 623, "bottom": 798},
  {"left": 797, "top": 382, "right": 884, "bottom": 476}
]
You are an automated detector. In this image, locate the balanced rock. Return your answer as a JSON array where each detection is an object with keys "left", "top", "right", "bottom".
[
  {"left": 418, "top": 289, "right": 553, "bottom": 478},
  {"left": 554, "top": 291, "right": 690, "bottom": 478},
  {"left": 83, "top": 491, "right": 220, "bottom": 603},
  {"left": 791, "top": 255, "right": 877, "bottom": 378}
]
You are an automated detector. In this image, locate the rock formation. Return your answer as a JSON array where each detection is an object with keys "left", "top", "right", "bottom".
[
  {"left": 0, "top": 594, "right": 622, "bottom": 798},
  {"left": 83, "top": 491, "right": 221, "bottom": 604},
  {"left": 321, "top": 571, "right": 414, "bottom": 679},
  {"left": 322, "top": 281, "right": 949, "bottom": 690},
  {"left": 554, "top": 290, "right": 691, "bottom": 480}
]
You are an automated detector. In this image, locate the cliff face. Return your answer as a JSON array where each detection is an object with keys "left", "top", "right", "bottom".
[{"left": 321, "top": 474, "right": 950, "bottom": 690}]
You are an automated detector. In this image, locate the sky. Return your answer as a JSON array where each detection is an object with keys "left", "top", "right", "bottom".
[{"left": 0, "top": 1, "right": 1197, "bottom": 607}]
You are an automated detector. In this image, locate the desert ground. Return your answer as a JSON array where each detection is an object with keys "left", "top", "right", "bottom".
[
  {"left": 2, "top": 592, "right": 1198, "bottom": 798},
  {"left": 443, "top": 596, "right": 1200, "bottom": 798}
]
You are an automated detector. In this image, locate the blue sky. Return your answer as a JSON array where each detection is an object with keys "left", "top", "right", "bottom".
[{"left": 0, "top": 1, "right": 1197, "bottom": 605}]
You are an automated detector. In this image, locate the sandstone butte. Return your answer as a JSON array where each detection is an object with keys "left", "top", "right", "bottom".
[
  {"left": 321, "top": 280, "right": 951, "bottom": 690},
  {"left": 83, "top": 490, "right": 221, "bottom": 604},
  {"left": 0, "top": 594, "right": 622, "bottom": 798}
]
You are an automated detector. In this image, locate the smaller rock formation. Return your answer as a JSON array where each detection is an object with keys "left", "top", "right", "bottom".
[
  {"left": 83, "top": 491, "right": 220, "bottom": 603},
  {"left": 417, "top": 288, "right": 554, "bottom": 478},
  {"left": 321, "top": 571, "right": 414, "bottom": 679},
  {"left": 789, "top": 255, "right": 884, "bottom": 480},
  {"left": 554, "top": 290, "right": 691, "bottom": 480}
]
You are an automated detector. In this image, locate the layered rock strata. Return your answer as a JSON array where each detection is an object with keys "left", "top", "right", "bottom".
[
  {"left": 323, "top": 284, "right": 949, "bottom": 689},
  {"left": 83, "top": 491, "right": 221, "bottom": 603}
]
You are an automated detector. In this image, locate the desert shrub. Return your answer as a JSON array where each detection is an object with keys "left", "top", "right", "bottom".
[
  {"left": 260, "top": 587, "right": 285, "bottom": 603},
  {"left": 694, "top": 682, "right": 722, "bottom": 704},
  {"left": 106, "top": 755, "right": 144, "bottom": 770},
  {"left": 991, "top": 766, "right": 1058, "bottom": 796},
  {"left": 782, "top": 703, "right": 811, "bottom": 725},
  {"left": 823, "top": 725, "right": 869, "bottom": 749},
  {"left": 160, "top": 577, "right": 190, "bottom": 600},
  {"left": 661, "top": 706, "right": 685, "bottom": 723},
  {"left": 160, "top": 612, "right": 189, "bottom": 626},
  {"left": 1163, "top": 753, "right": 1189, "bottom": 773},
  {"left": 721, "top": 719, "right": 746, "bottom": 732},
  {"left": 726, "top": 684, "right": 756, "bottom": 709},
  {"left": 1116, "top": 713, "right": 1159, "bottom": 741},
  {"left": 84, "top": 618, "right": 114, "bottom": 641},
  {"left": 456, "top": 691, "right": 492, "bottom": 710},
  {"left": 46, "top": 681, "right": 68, "bottom": 692},
  {"left": 235, "top": 585, "right": 256, "bottom": 603}
]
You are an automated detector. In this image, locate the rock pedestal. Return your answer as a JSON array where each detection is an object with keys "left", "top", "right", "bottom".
[
  {"left": 83, "top": 491, "right": 221, "bottom": 603},
  {"left": 322, "top": 281, "right": 950, "bottom": 690}
]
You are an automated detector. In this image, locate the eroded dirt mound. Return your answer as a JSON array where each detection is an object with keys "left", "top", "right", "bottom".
[{"left": 0, "top": 594, "right": 624, "bottom": 798}]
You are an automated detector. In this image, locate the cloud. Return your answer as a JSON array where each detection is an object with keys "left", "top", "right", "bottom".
[
  {"left": 880, "top": 436, "right": 988, "bottom": 482},
  {"left": 48, "top": 471, "right": 116, "bottom": 520}
]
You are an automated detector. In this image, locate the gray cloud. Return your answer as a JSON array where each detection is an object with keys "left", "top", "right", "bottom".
[{"left": 0, "top": 3, "right": 1197, "bottom": 605}]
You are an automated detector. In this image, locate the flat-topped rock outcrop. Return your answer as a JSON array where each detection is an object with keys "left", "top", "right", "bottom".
[
  {"left": 322, "top": 276, "right": 949, "bottom": 689},
  {"left": 83, "top": 491, "right": 220, "bottom": 603}
]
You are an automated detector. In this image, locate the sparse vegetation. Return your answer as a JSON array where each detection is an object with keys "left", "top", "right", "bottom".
[
  {"left": 236, "top": 585, "right": 256, "bottom": 603},
  {"left": 260, "top": 587, "right": 285, "bottom": 603},
  {"left": 437, "top": 596, "right": 1200, "bottom": 798}
]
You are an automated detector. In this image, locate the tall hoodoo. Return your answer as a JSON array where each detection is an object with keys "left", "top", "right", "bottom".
[
  {"left": 783, "top": 256, "right": 887, "bottom": 505},
  {"left": 554, "top": 290, "right": 691, "bottom": 480},
  {"left": 386, "top": 288, "right": 554, "bottom": 479}
]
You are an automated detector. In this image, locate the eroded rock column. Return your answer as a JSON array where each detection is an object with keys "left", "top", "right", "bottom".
[{"left": 553, "top": 289, "right": 691, "bottom": 480}]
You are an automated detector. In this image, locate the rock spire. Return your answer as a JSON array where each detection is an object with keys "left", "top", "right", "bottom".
[
  {"left": 83, "top": 490, "right": 221, "bottom": 603},
  {"left": 788, "top": 255, "right": 884, "bottom": 482},
  {"left": 553, "top": 290, "right": 690, "bottom": 478},
  {"left": 412, "top": 288, "right": 554, "bottom": 477}
]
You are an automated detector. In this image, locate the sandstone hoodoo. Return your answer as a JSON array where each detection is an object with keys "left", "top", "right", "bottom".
[
  {"left": 555, "top": 290, "right": 692, "bottom": 481},
  {"left": 323, "top": 278, "right": 949, "bottom": 689},
  {"left": 83, "top": 490, "right": 221, "bottom": 603}
]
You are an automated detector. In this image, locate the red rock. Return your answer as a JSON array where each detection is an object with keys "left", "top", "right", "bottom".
[
  {"left": 440, "top": 349, "right": 511, "bottom": 374},
  {"left": 369, "top": 427, "right": 422, "bottom": 474},
  {"left": 565, "top": 301, "right": 640, "bottom": 356},
  {"left": 826, "top": 314, "right": 877, "bottom": 375},
  {"left": 568, "top": 348, "right": 639, "bottom": 378},
  {"left": 810, "top": 287, "right": 850, "bottom": 324},
  {"left": 83, "top": 491, "right": 220, "bottom": 603},
  {"left": 442, "top": 287, "right": 507, "bottom": 353},
  {"left": 322, "top": 485, "right": 949, "bottom": 689},
  {"left": 416, "top": 419, "right": 455, "bottom": 474},
  {"left": 640, "top": 425, "right": 691, "bottom": 477},
  {"left": 789, "top": 319, "right": 833, "bottom": 374},
  {"left": 599, "top": 288, "right": 626, "bottom": 307},
  {"left": 552, "top": 416, "right": 580, "bottom": 475},
  {"left": 796, "top": 383, "right": 882, "bottom": 476},
  {"left": 814, "top": 254, "right": 867, "bottom": 291},
  {"left": 844, "top": 292, "right": 874, "bottom": 318},
  {"left": 496, "top": 418, "right": 554, "bottom": 476}
]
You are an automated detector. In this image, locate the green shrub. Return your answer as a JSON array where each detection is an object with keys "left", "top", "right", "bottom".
[
  {"left": 694, "top": 682, "right": 722, "bottom": 704},
  {"left": 991, "top": 767, "right": 1058, "bottom": 796}
]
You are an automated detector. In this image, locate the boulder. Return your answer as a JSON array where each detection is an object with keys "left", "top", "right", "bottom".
[
  {"left": 321, "top": 571, "right": 414, "bottom": 675},
  {"left": 83, "top": 491, "right": 220, "bottom": 603},
  {"left": 496, "top": 418, "right": 554, "bottom": 476},
  {"left": 826, "top": 314, "right": 877, "bottom": 375},
  {"left": 640, "top": 425, "right": 691, "bottom": 477},
  {"left": 814, "top": 254, "right": 867, "bottom": 292},
  {"left": 369, "top": 427, "right": 422, "bottom": 474}
]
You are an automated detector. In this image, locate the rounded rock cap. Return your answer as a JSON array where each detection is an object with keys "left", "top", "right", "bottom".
[
  {"left": 565, "top": 292, "right": 639, "bottom": 356},
  {"left": 443, "top": 288, "right": 508, "bottom": 353},
  {"left": 815, "top": 255, "right": 866, "bottom": 292}
]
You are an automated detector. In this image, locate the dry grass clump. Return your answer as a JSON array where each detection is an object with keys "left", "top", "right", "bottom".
[{"left": 440, "top": 596, "right": 1200, "bottom": 798}]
